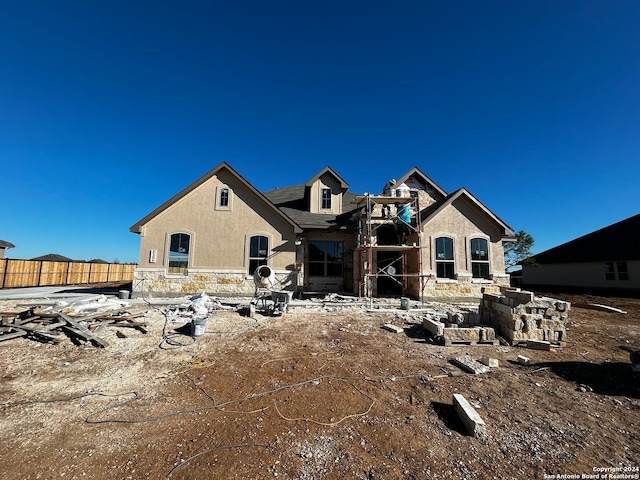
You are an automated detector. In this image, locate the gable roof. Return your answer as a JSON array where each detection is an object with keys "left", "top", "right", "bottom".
[
  {"left": 305, "top": 166, "right": 349, "bottom": 189},
  {"left": 531, "top": 213, "right": 640, "bottom": 264},
  {"left": 130, "top": 161, "right": 303, "bottom": 234},
  {"left": 420, "top": 187, "right": 514, "bottom": 237},
  {"left": 263, "top": 185, "right": 359, "bottom": 229},
  {"left": 395, "top": 166, "right": 447, "bottom": 198}
]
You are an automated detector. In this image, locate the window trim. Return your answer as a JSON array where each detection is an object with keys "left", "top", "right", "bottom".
[
  {"left": 321, "top": 187, "right": 332, "bottom": 210},
  {"left": 215, "top": 185, "right": 233, "bottom": 211},
  {"left": 435, "top": 236, "right": 455, "bottom": 279},
  {"left": 470, "top": 237, "right": 490, "bottom": 279},
  {"left": 248, "top": 234, "right": 270, "bottom": 276},
  {"left": 167, "top": 232, "right": 191, "bottom": 276}
]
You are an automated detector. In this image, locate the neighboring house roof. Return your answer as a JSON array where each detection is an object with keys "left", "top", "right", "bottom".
[
  {"left": 129, "top": 161, "right": 303, "bottom": 234},
  {"left": 529, "top": 213, "right": 640, "bottom": 264},
  {"left": 31, "top": 253, "right": 75, "bottom": 262},
  {"left": 263, "top": 185, "right": 359, "bottom": 229},
  {"left": 0, "top": 240, "right": 15, "bottom": 249},
  {"left": 420, "top": 187, "right": 514, "bottom": 238},
  {"left": 395, "top": 166, "right": 448, "bottom": 198},
  {"left": 304, "top": 166, "right": 349, "bottom": 190}
]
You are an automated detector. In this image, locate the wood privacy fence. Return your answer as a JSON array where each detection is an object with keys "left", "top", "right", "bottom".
[{"left": 0, "top": 259, "right": 136, "bottom": 289}]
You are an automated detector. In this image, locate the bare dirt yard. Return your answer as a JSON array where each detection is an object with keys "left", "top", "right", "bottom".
[{"left": 1, "top": 290, "right": 639, "bottom": 480}]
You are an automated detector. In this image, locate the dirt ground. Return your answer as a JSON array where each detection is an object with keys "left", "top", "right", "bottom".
[{"left": 1, "top": 291, "right": 639, "bottom": 480}]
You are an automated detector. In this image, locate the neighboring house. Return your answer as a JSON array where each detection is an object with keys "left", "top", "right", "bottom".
[
  {"left": 30, "top": 254, "right": 75, "bottom": 262},
  {"left": 522, "top": 213, "right": 640, "bottom": 295},
  {"left": 0, "top": 240, "right": 15, "bottom": 259},
  {"left": 130, "top": 162, "right": 515, "bottom": 299}
]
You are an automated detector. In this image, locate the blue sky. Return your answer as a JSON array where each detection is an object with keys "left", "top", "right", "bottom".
[{"left": 2, "top": 1, "right": 639, "bottom": 263}]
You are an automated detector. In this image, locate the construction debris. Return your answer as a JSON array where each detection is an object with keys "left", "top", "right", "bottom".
[
  {"left": 453, "top": 393, "right": 486, "bottom": 438},
  {"left": 526, "top": 339, "right": 552, "bottom": 351},
  {"left": 479, "top": 357, "right": 499, "bottom": 368},
  {"left": 517, "top": 355, "right": 531, "bottom": 366},
  {"left": 451, "top": 356, "right": 491, "bottom": 375},
  {"left": 574, "top": 303, "right": 627, "bottom": 314},
  {"left": 381, "top": 323, "right": 404, "bottom": 333},
  {"left": 0, "top": 306, "right": 148, "bottom": 347}
]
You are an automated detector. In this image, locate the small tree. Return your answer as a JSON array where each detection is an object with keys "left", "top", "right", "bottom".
[{"left": 504, "top": 230, "right": 536, "bottom": 271}]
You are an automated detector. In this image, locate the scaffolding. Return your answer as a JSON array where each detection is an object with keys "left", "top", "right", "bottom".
[{"left": 353, "top": 194, "right": 431, "bottom": 304}]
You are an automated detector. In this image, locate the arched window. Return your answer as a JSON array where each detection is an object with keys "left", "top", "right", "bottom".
[
  {"left": 470, "top": 237, "right": 490, "bottom": 279},
  {"left": 435, "top": 237, "right": 455, "bottom": 279},
  {"left": 168, "top": 233, "right": 190, "bottom": 274},
  {"left": 248, "top": 235, "right": 269, "bottom": 275}
]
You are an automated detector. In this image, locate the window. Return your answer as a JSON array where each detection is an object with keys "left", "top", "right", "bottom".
[
  {"left": 216, "top": 186, "right": 232, "bottom": 210},
  {"left": 168, "top": 233, "right": 190, "bottom": 274},
  {"left": 220, "top": 188, "right": 229, "bottom": 207},
  {"left": 435, "top": 236, "right": 455, "bottom": 279},
  {"left": 308, "top": 241, "right": 344, "bottom": 277},
  {"left": 605, "top": 261, "right": 629, "bottom": 281},
  {"left": 321, "top": 188, "right": 332, "bottom": 209},
  {"left": 470, "top": 237, "right": 490, "bottom": 279},
  {"left": 249, "top": 235, "right": 269, "bottom": 275}
]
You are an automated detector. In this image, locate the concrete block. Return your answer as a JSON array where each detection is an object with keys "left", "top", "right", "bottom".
[
  {"left": 493, "top": 302, "right": 516, "bottom": 317},
  {"left": 517, "top": 355, "right": 531, "bottom": 366},
  {"left": 505, "top": 290, "right": 535, "bottom": 304},
  {"left": 538, "top": 319, "right": 566, "bottom": 330},
  {"left": 381, "top": 323, "right": 404, "bottom": 333},
  {"left": 443, "top": 327, "right": 480, "bottom": 344},
  {"left": 480, "top": 327, "right": 495, "bottom": 341},
  {"left": 479, "top": 357, "right": 499, "bottom": 368},
  {"left": 526, "top": 340, "right": 551, "bottom": 351},
  {"left": 453, "top": 394, "right": 486, "bottom": 438},
  {"left": 423, "top": 317, "right": 444, "bottom": 336},
  {"left": 483, "top": 293, "right": 502, "bottom": 303}
]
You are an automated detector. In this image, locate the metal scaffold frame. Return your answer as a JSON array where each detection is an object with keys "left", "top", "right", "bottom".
[{"left": 353, "top": 194, "right": 431, "bottom": 305}]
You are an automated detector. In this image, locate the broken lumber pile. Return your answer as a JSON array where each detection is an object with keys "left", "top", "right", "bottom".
[{"left": 0, "top": 307, "right": 148, "bottom": 348}]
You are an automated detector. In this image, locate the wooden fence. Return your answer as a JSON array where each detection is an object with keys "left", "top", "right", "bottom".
[{"left": 0, "top": 259, "right": 136, "bottom": 289}]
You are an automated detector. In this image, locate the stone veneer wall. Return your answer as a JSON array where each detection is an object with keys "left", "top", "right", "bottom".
[
  {"left": 479, "top": 288, "right": 570, "bottom": 345},
  {"left": 412, "top": 273, "right": 511, "bottom": 301},
  {"left": 131, "top": 269, "right": 297, "bottom": 298}
]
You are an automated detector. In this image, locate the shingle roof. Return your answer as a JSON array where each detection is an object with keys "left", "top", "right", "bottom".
[
  {"left": 31, "top": 253, "right": 75, "bottom": 262},
  {"left": 531, "top": 213, "right": 640, "bottom": 264},
  {"left": 263, "top": 185, "right": 359, "bottom": 229}
]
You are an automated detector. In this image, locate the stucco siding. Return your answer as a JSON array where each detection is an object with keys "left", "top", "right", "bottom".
[
  {"left": 137, "top": 172, "right": 297, "bottom": 272},
  {"left": 421, "top": 202, "right": 506, "bottom": 276},
  {"left": 309, "top": 173, "right": 343, "bottom": 215}
]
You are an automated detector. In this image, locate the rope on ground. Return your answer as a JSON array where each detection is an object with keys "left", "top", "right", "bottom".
[
  {"left": 164, "top": 355, "right": 215, "bottom": 377},
  {"left": 259, "top": 350, "right": 342, "bottom": 368},
  {"left": 271, "top": 381, "right": 375, "bottom": 427},
  {"left": 165, "top": 443, "right": 270, "bottom": 478}
]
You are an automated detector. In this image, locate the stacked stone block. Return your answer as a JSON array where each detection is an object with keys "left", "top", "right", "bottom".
[
  {"left": 422, "top": 309, "right": 498, "bottom": 345},
  {"left": 479, "top": 288, "right": 570, "bottom": 345}
]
